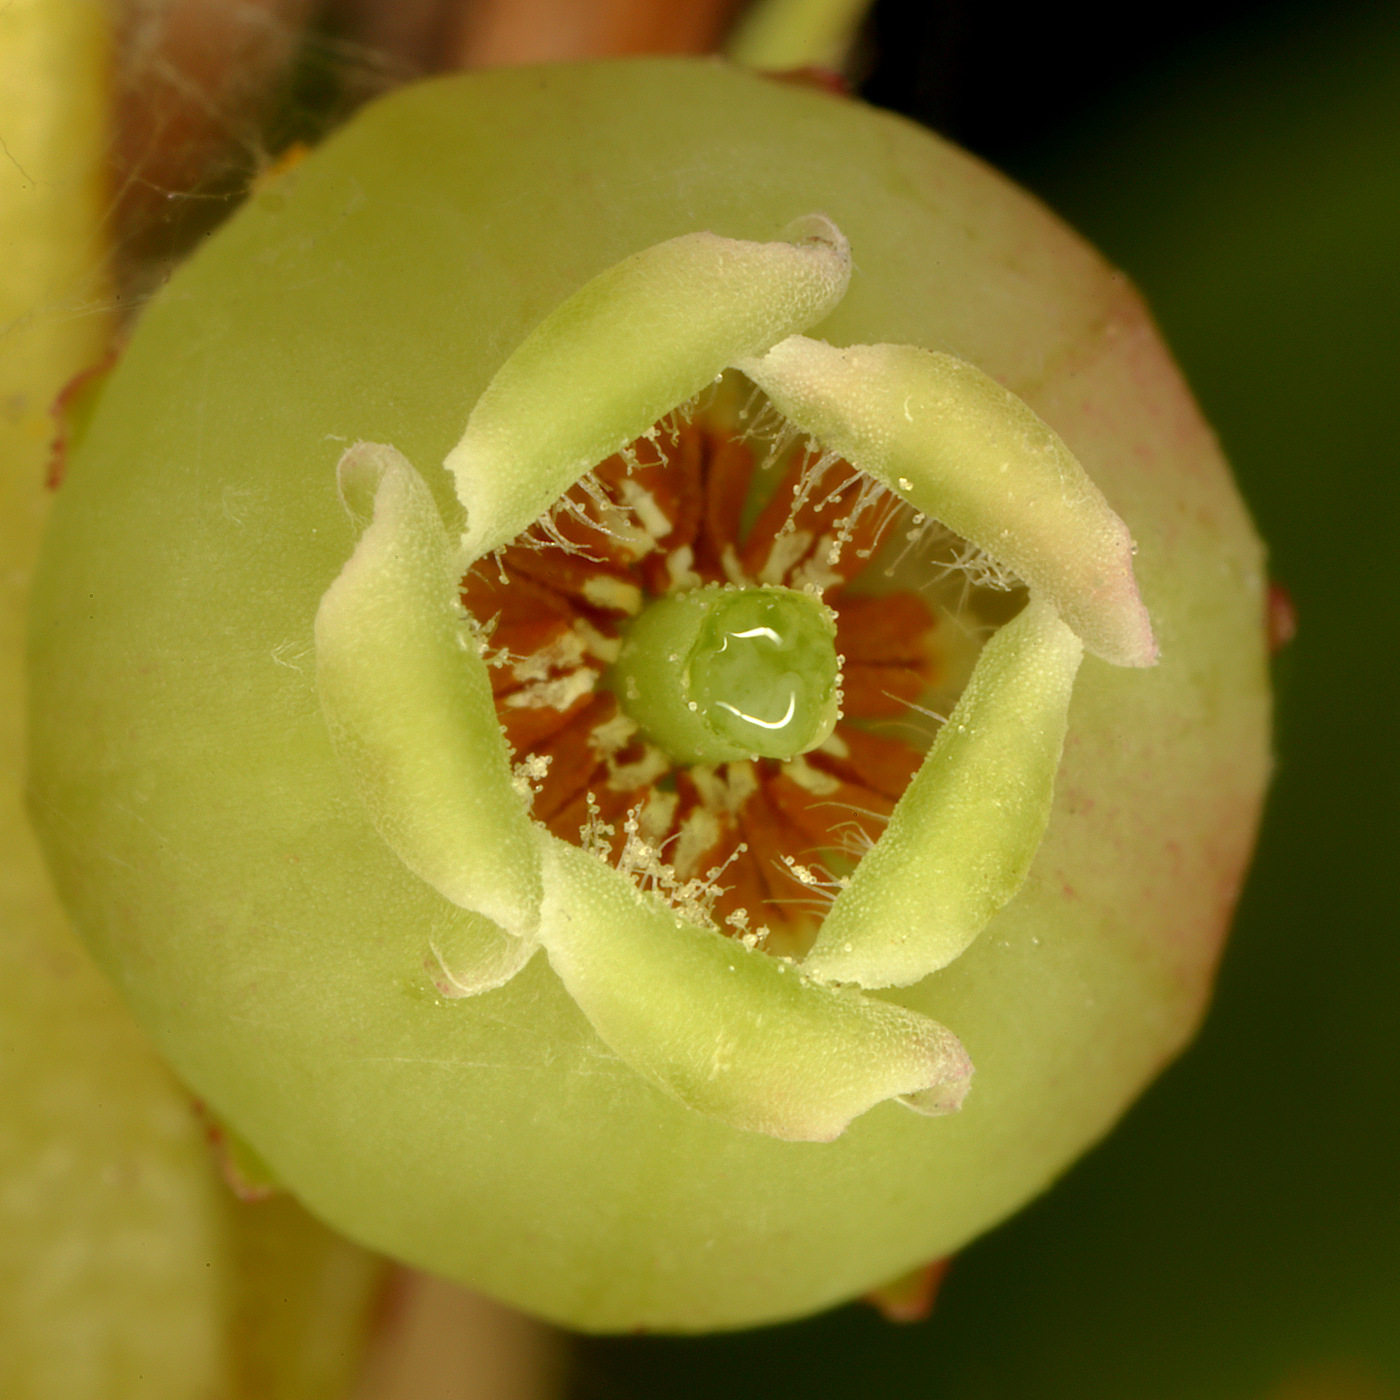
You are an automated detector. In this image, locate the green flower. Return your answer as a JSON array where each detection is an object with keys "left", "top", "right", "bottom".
[{"left": 27, "top": 60, "right": 1270, "bottom": 1330}]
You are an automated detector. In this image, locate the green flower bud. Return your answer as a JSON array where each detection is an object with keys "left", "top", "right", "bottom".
[{"left": 27, "top": 59, "right": 1270, "bottom": 1332}]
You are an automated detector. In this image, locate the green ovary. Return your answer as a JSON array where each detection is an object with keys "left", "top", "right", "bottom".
[{"left": 613, "top": 585, "right": 840, "bottom": 764}]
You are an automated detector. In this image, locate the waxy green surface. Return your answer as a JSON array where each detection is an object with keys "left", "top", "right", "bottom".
[
  {"left": 675, "top": 587, "right": 841, "bottom": 759},
  {"left": 28, "top": 60, "right": 1270, "bottom": 1331},
  {"left": 615, "top": 584, "right": 842, "bottom": 763}
]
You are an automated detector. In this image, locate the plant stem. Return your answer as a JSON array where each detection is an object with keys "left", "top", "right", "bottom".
[{"left": 725, "top": 0, "right": 872, "bottom": 70}]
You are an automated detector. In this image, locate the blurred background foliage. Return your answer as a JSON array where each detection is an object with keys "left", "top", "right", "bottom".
[{"left": 571, "top": 2, "right": 1400, "bottom": 1396}]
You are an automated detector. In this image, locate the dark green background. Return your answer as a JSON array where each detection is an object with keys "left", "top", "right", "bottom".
[{"left": 571, "top": 3, "right": 1400, "bottom": 1395}]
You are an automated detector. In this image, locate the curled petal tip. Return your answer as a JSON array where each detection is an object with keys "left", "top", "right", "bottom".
[
  {"left": 428, "top": 913, "right": 538, "bottom": 1000},
  {"left": 900, "top": 1057, "right": 974, "bottom": 1118},
  {"left": 778, "top": 211, "right": 850, "bottom": 261},
  {"left": 1115, "top": 591, "right": 1160, "bottom": 669}
]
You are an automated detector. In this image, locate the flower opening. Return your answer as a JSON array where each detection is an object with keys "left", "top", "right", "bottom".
[{"left": 464, "top": 391, "right": 990, "bottom": 960}]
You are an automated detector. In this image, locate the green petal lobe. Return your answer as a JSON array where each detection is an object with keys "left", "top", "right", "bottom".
[
  {"left": 448, "top": 217, "right": 851, "bottom": 559},
  {"left": 737, "top": 336, "right": 1157, "bottom": 667},
  {"left": 534, "top": 833, "right": 972, "bottom": 1142},
  {"left": 315, "top": 442, "right": 541, "bottom": 935},
  {"left": 805, "top": 598, "right": 1084, "bottom": 989}
]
